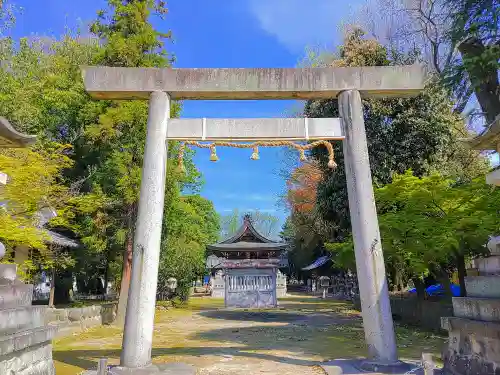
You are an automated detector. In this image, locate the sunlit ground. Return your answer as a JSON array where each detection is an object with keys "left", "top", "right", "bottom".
[{"left": 53, "top": 295, "right": 446, "bottom": 375}]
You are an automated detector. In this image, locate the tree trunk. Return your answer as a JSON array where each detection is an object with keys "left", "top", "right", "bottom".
[
  {"left": 103, "top": 256, "right": 109, "bottom": 298},
  {"left": 412, "top": 277, "right": 426, "bottom": 302},
  {"left": 436, "top": 268, "right": 453, "bottom": 302},
  {"left": 456, "top": 252, "right": 467, "bottom": 297},
  {"left": 458, "top": 37, "right": 500, "bottom": 125},
  {"left": 116, "top": 205, "right": 135, "bottom": 325},
  {"left": 48, "top": 266, "right": 56, "bottom": 308}
]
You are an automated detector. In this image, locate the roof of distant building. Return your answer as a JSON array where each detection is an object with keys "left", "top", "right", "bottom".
[{"left": 207, "top": 214, "right": 287, "bottom": 252}]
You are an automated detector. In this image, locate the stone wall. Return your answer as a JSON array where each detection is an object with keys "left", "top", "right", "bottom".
[
  {"left": 353, "top": 297, "right": 452, "bottom": 332},
  {"left": 45, "top": 303, "right": 117, "bottom": 337},
  {"left": 0, "top": 263, "right": 57, "bottom": 375}
]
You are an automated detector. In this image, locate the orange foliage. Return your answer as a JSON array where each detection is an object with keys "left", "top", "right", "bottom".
[{"left": 286, "top": 162, "right": 322, "bottom": 214}]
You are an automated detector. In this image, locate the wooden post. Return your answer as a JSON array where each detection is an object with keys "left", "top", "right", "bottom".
[{"left": 48, "top": 265, "right": 56, "bottom": 308}]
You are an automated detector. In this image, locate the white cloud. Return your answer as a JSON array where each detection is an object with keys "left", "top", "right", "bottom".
[
  {"left": 247, "top": 0, "right": 353, "bottom": 52},
  {"left": 247, "top": 194, "right": 277, "bottom": 202},
  {"left": 244, "top": 208, "right": 278, "bottom": 213},
  {"left": 216, "top": 192, "right": 276, "bottom": 201}
]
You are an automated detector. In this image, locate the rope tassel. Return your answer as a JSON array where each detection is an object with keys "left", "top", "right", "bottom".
[
  {"left": 250, "top": 146, "right": 260, "bottom": 160},
  {"left": 209, "top": 145, "right": 219, "bottom": 162}
]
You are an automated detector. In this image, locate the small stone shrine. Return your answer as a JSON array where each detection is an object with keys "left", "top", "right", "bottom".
[{"left": 207, "top": 215, "right": 287, "bottom": 308}]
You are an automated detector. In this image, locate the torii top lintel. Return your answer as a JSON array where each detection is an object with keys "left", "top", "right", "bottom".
[{"left": 82, "top": 65, "right": 426, "bottom": 100}]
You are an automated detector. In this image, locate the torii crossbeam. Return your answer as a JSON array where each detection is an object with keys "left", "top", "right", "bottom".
[{"left": 82, "top": 65, "right": 426, "bottom": 372}]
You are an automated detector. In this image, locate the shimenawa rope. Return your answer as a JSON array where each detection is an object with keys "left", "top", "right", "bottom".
[{"left": 177, "top": 140, "right": 337, "bottom": 172}]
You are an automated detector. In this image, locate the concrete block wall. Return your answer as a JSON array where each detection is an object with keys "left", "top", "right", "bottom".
[
  {"left": 353, "top": 297, "right": 452, "bottom": 332},
  {"left": 45, "top": 303, "right": 117, "bottom": 338}
]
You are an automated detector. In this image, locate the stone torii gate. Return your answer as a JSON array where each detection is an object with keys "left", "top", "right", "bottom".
[{"left": 82, "top": 65, "right": 426, "bottom": 372}]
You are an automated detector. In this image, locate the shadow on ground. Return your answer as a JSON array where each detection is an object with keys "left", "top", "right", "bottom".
[
  {"left": 52, "top": 346, "right": 325, "bottom": 371},
  {"left": 199, "top": 310, "right": 310, "bottom": 323},
  {"left": 53, "top": 296, "right": 446, "bottom": 375}
]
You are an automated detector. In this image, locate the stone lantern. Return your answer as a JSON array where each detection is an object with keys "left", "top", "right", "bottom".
[{"left": 319, "top": 276, "right": 330, "bottom": 299}]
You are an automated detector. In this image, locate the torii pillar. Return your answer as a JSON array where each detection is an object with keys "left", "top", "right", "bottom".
[{"left": 82, "top": 65, "right": 426, "bottom": 372}]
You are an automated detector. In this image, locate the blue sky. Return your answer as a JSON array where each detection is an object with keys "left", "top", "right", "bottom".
[
  {"left": 9, "top": 0, "right": 366, "bottom": 232},
  {"left": 11, "top": 0, "right": 496, "bottom": 234}
]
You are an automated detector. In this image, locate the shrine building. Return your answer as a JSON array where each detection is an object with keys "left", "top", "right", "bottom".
[{"left": 206, "top": 215, "right": 287, "bottom": 308}]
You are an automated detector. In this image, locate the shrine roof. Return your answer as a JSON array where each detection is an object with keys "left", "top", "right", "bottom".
[
  {"left": 208, "top": 214, "right": 287, "bottom": 251},
  {"left": 207, "top": 241, "right": 287, "bottom": 252},
  {"left": 464, "top": 115, "right": 500, "bottom": 151},
  {"left": 0, "top": 117, "right": 37, "bottom": 148}
]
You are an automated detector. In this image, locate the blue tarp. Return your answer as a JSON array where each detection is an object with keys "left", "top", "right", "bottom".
[
  {"left": 301, "top": 256, "right": 330, "bottom": 271},
  {"left": 408, "top": 283, "right": 461, "bottom": 297}
]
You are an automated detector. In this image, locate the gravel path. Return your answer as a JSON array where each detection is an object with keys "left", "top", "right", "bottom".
[{"left": 53, "top": 295, "right": 446, "bottom": 375}]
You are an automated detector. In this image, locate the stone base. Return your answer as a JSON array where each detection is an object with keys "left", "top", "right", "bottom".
[
  {"left": 83, "top": 363, "right": 196, "bottom": 375},
  {"left": 321, "top": 359, "right": 423, "bottom": 375},
  {"left": 442, "top": 317, "right": 500, "bottom": 375}
]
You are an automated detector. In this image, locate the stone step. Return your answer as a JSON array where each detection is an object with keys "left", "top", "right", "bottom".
[
  {"left": 0, "top": 325, "right": 57, "bottom": 356},
  {"left": 0, "top": 263, "right": 17, "bottom": 284},
  {"left": 0, "top": 339, "right": 54, "bottom": 375},
  {"left": 441, "top": 316, "right": 500, "bottom": 337},
  {"left": 0, "top": 283, "right": 33, "bottom": 308},
  {"left": 472, "top": 256, "right": 500, "bottom": 275},
  {"left": 452, "top": 296, "right": 500, "bottom": 322},
  {"left": 465, "top": 276, "right": 500, "bottom": 298},
  {"left": 0, "top": 306, "right": 46, "bottom": 335}
]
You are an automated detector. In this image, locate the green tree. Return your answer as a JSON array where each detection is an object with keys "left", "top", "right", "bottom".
[
  {"left": 307, "top": 29, "right": 489, "bottom": 242},
  {"left": 81, "top": 0, "right": 196, "bottom": 319},
  {"left": 0, "top": 143, "right": 72, "bottom": 251},
  {"left": 159, "top": 192, "right": 220, "bottom": 300},
  {"left": 376, "top": 171, "right": 499, "bottom": 298},
  {"left": 0, "top": 0, "right": 216, "bottom": 311},
  {"left": 446, "top": 0, "right": 500, "bottom": 123}
]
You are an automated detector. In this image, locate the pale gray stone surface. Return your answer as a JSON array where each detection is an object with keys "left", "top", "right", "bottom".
[
  {"left": 0, "top": 264, "right": 18, "bottom": 284},
  {"left": 486, "top": 168, "right": 500, "bottom": 186},
  {"left": 82, "top": 65, "right": 426, "bottom": 100},
  {"left": 0, "top": 306, "right": 46, "bottom": 335},
  {"left": 0, "top": 263, "right": 56, "bottom": 375},
  {"left": 321, "top": 359, "right": 420, "bottom": 375},
  {"left": 276, "top": 270, "right": 287, "bottom": 298},
  {"left": 472, "top": 256, "right": 500, "bottom": 274},
  {"left": 210, "top": 272, "right": 225, "bottom": 298},
  {"left": 443, "top": 317, "right": 500, "bottom": 375},
  {"left": 44, "top": 303, "right": 117, "bottom": 339},
  {"left": 0, "top": 342, "right": 54, "bottom": 375},
  {"left": 83, "top": 363, "right": 196, "bottom": 375},
  {"left": 166, "top": 117, "right": 343, "bottom": 140},
  {"left": 120, "top": 91, "right": 170, "bottom": 368},
  {"left": 339, "top": 89, "right": 397, "bottom": 362},
  {"left": 225, "top": 268, "right": 277, "bottom": 308},
  {"left": 0, "top": 284, "right": 33, "bottom": 308},
  {"left": 453, "top": 297, "right": 500, "bottom": 322},
  {"left": 0, "top": 326, "right": 57, "bottom": 356},
  {"left": 465, "top": 276, "right": 500, "bottom": 298}
]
